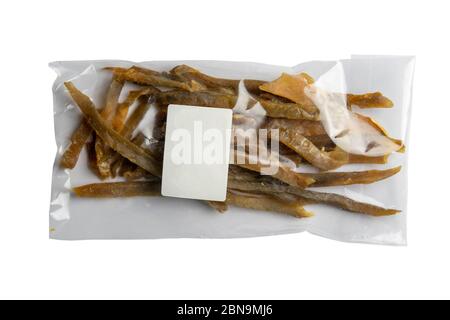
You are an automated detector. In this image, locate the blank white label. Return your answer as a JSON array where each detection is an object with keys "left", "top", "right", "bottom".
[{"left": 161, "top": 104, "right": 233, "bottom": 201}]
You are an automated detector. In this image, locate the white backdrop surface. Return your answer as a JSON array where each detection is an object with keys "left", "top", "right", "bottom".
[{"left": 0, "top": 0, "right": 448, "bottom": 299}]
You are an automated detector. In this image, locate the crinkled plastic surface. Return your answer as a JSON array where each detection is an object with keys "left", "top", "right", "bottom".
[{"left": 49, "top": 56, "right": 414, "bottom": 245}]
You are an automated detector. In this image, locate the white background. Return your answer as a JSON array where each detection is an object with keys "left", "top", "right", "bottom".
[{"left": 0, "top": 0, "right": 449, "bottom": 300}]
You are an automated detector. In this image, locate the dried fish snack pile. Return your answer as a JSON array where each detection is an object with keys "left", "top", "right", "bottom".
[{"left": 50, "top": 57, "right": 414, "bottom": 244}]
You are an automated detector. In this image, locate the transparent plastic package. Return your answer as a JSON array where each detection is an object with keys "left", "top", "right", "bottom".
[{"left": 49, "top": 56, "right": 414, "bottom": 245}]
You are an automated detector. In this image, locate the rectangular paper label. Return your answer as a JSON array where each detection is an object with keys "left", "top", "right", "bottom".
[{"left": 161, "top": 104, "right": 233, "bottom": 201}]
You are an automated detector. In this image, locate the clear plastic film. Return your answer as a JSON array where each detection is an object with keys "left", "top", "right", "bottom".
[{"left": 49, "top": 56, "right": 414, "bottom": 245}]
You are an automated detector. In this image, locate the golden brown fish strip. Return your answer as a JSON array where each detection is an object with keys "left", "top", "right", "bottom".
[
  {"left": 243, "top": 80, "right": 268, "bottom": 95},
  {"left": 354, "top": 113, "right": 404, "bottom": 152},
  {"left": 306, "top": 145, "right": 390, "bottom": 164},
  {"left": 123, "top": 166, "right": 156, "bottom": 181},
  {"left": 113, "top": 133, "right": 159, "bottom": 178},
  {"left": 280, "top": 153, "right": 303, "bottom": 167},
  {"left": 118, "top": 158, "right": 136, "bottom": 177},
  {"left": 109, "top": 91, "right": 160, "bottom": 178},
  {"left": 64, "top": 82, "right": 162, "bottom": 177},
  {"left": 275, "top": 141, "right": 305, "bottom": 167},
  {"left": 266, "top": 118, "right": 326, "bottom": 136},
  {"left": 227, "top": 177, "right": 399, "bottom": 217},
  {"left": 259, "top": 73, "right": 317, "bottom": 112},
  {"left": 109, "top": 155, "right": 122, "bottom": 178},
  {"left": 237, "top": 162, "right": 313, "bottom": 189},
  {"left": 112, "top": 86, "right": 158, "bottom": 132},
  {"left": 257, "top": 98, "right": 319, "bottom": 121},
  {"left": 170, "top": 65, "right": 236, "bottom": 95},
  {"left": 111, "top": 121, "right": 161, "bottom": 176},
  {"left": 131, "top": 132, "right": 164, "bottom": 159},
  {"left": 225, "top": 171, "right": 314, "bottom": 204},
  {"left": 280, "top": 143, "right": 389, "bottom": 165},
  {"left": 60, "top": 120, "right": 92, "bottom": 169},
  {"left": 261, "top": 74, "right": 404, "bottom": 154},
  {"left": 131, "top": 131, "right": 147, "bottom": 146},
  {"left": 207, "top": 201, "right": 229, "bottom": 213},
  {"left": 102, "top": 76, "right": 125, "bottom": 120},
  {"left": 259, "top": 92, "right": 298, "bottom": 104},
  {"left": 226, "top": 190, "right": 313, "bottom": 218},
  {"left": 171, "top": 65, "right": 266, "bottom": 96},
  {"left": 107, "top": 66, "right": 205, "bottom": 92},
  {"left": 86, "top": 138, "right": 101, "bottom": 178},
  {"left": 94, "top": 136, "right": 111, "bottom": 179},
  {"left": 348, "top": 153, "right": 389, "bottom": 164},
  {"left": 120, "top": 96, "right": 153, "bottom": 138},
  {"left": 260, "top": 73, "right": 393, "bottom": 110},
  {"left": 278, "top": 129, "right": 346, "bottom": 170},
  {"left": 60, "top": 76, "right": 123, "bottom": 170},
  {"left": 171, "top": 65, "right": 237, "bottom": 89},
  {"left": 295, "top": 189, "right": 399, "bottom": 216},
  {"left": 308, "top": 135, "right": 335, "bottom": 149},
  {"left": 347, "top": 92, "right": 393, "bottom": 108},
  {"left": 94, "top": 76, "right": 124, "bottom": 178},
  {"left": 234, "top": 150, "right": 314, "bottom": 188},
  {"left": 228, "top": 165, "right": 257, "bottom": 180},
  {"left": 157, "top": 90, "right": 237, "bottom": 109},
  {"left": 303, "top": 166, "right": 401, "bottom": 187},
  {"left": 125, "top": 65, "right": 160, "bottom": 76},
  {"left": 73, "top": 181, "right": 161, "bottom": 198}
]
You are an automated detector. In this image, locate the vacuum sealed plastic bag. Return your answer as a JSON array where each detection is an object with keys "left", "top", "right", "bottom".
[{"left": 49, "top": 56, "right": 414, "bottom": 245}]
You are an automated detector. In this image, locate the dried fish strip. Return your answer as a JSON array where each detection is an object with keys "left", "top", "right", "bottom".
[
  {"left": 170, "top": 64, "right": 266, "bottom": 95},
  {"left": 265, "top": 118, "right": 326, "bottom": 136},
  {"left": 61, "top": 64, "right": 405, "bottom": 222},
  {"left": 226, "top": 190, "right": 313, "bottom": 218},
  {"left": 64, "top": 82, "right": 162, "bottom": 177},
  {"left": 157, "top": 90, "right": 318, "bottom": 120},
  {"left": 73, "top": 181, "right": 161, "bottom": 198},
  {"left": 307, "top": 134, "right": 335, "bottom": 149},
  {"left": 60, "top": 120, "right": 92, "bottom": 169},
  {"left": 347, "top": 92, "right": 393, "bottom": 108},
  {"left": 207, "top": 201, "right": 229, "bottom": 213},
  {"left": 234, "top": 150, "right": 315, "bottom": 188},
  {"left": 120, "top": 96, "right": 154, "bottom": 138},
  {"left": 227, "top": 176, "right": 399, "bottom": 217},
  {"left": 266, "top": 116, "right": 397, "bottom": 162},
  {"left": 112, "top": 133, "right": 157, "bottom": 178},
  {"left": 259, "top": 73, "right": 317, "bottom": 113},
  {"left": 304, "top": 166, "right": 401, "bottom": 187},
  {"left": 108, "top": 92, "right": 159, "bottom": 178},
  {"left": 117, "top": 158, "right": 136, "bottom": 177},
  {"left": 94, "top": 137, "right": 112, "bottom": 179},
  {"left": 260, "top": 73, "right": 393, "bottom": 110},
  {"left": 93, "top": 76, "right": 124, "bottom": 178},
  {"left": 354, "top": 113, "right": 404, "bottom": 151},
  {"left": 257, "top": 98, "right": 319, "bottom": 121},
  {"left": 112, "top": 86, "right": 159, "bottom": 132},
  {"left": 348, "top": 153, "right": 389, "bottom": 164},
  {"left": 270, "top": 192, "right": 314, "bottom": 205},
  {"left": 123, "top": 166, "right": 156, "bottom": 181},
  {"left": 106, "top": 66, "right": 205, "bottom": 92},
  {"left": 169, "top": 65, "right": 319, "bottom": 119},
  {"left": 170, "top": 65, "right": 236, "bottom": 95},
  {"left": 278, "top": 129, "right": 346, "bottom": 170},
  {"left": 86, "top": 138, "right": 101, "bottom": 178},
  {"left": 157, "top": 90, "right": 237, "bottom": 109}
]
